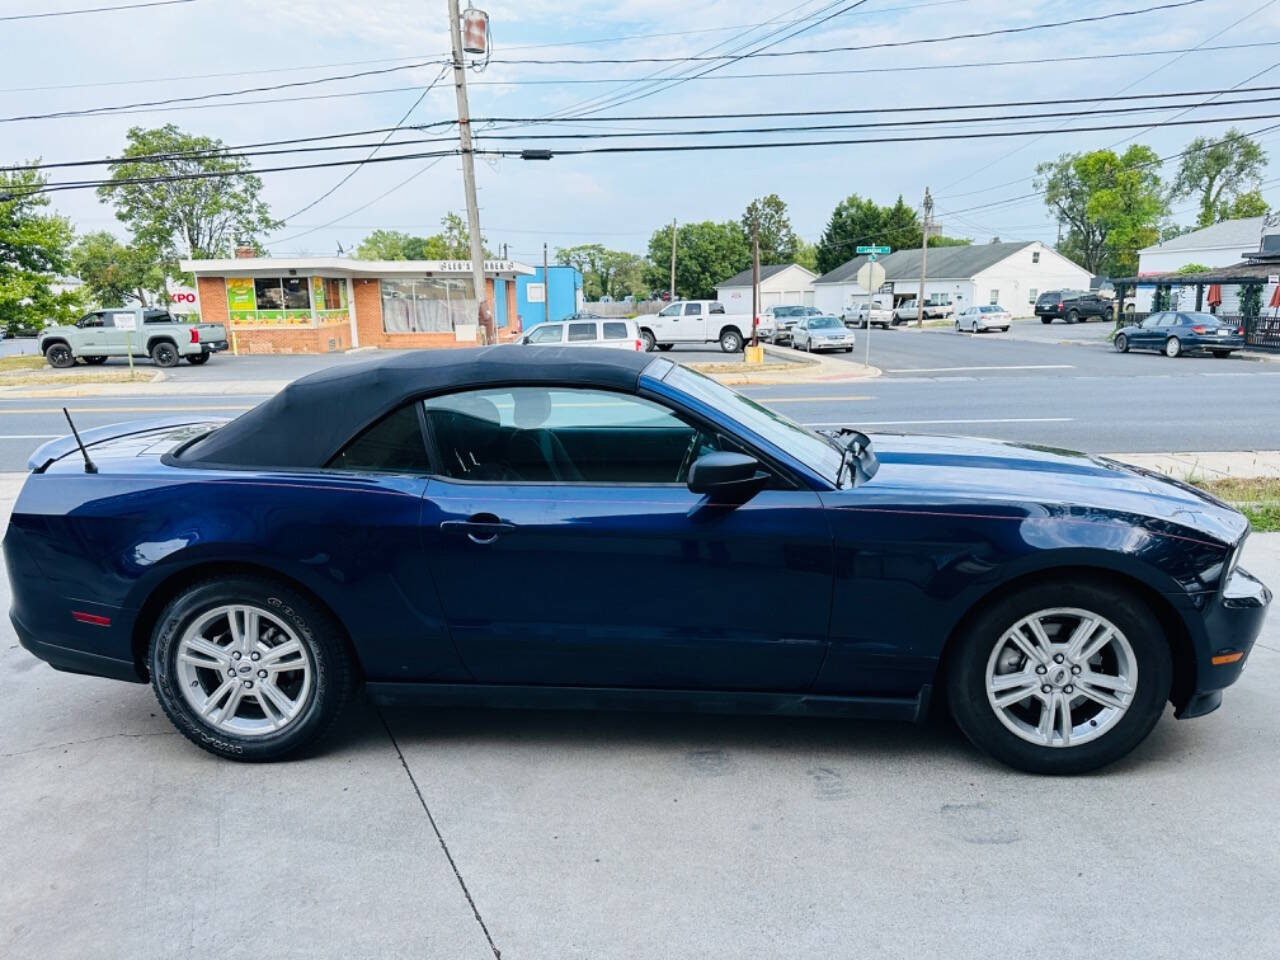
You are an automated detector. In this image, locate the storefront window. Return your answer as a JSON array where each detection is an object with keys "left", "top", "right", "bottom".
[
  {"left": 283, "top": 277, "right": 310, "bottom": 309},
  {"left": 381, "top": 277, "right": 475, "bottom": 333},
  {"left": 230, "top": 276, "right": 315, "bottom": 326},
  {"left": 255, "top": 278, "right": 285, "bottom": 310}
]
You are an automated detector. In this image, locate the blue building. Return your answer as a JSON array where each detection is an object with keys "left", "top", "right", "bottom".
[{"left": 516, "top": 265, "right": 583, "bottom": 328}]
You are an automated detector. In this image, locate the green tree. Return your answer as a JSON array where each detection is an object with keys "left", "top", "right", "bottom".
[
  {"left": 793, "top": 239, "right": 819, "bottom": 271},
  {"left": 1174, "top": 262, "right": 1211, "bottom": 275},
  {"left": 1240, "top": 281, "right": 1262, "bottom": 320},
  {"left": 1, "top": 165, "right": 80, "bottom": 334},
  {"left": 814, "top": 194, "right": 926, "bottom": 274},
  {"left": 71, "top": 231, "right": 165, "bottom": 307},
  {"left": 740, "top": 194, "right": 799, "bottom": 263},
  {"left": 556, "top": 244, "right": 650, "bottom": 300},
  {"left": 647, "top": 221, "right": 751, "bottom": 299},
  {"left": 97, "top": 124, "right": 279, "bottom": 278},
  {"left": 1036, "top": 145, "right": 1167, "bottom": 275},
  {"left": 439, "top": 212, "right": 487, "bottom": 258},
  {"left": 354, "top": 229, "right": 449, "bottom": 260},
  {"left": 1224, "top": 189, "right": 1269, "bottom": 221},
  {"left": 1171, "top": 128, "right": 1267, "bottom": 227}
]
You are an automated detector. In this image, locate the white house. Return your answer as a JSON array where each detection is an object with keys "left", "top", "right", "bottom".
[
  {"left": 813, "top": 241, "right": 1091, "bottom": 318},
  {"left": 1134, "top": 216, "right": 1269, "bottom": 312},
  {"left": 716, "top": 263, "right": 816, "bottom": 310}
]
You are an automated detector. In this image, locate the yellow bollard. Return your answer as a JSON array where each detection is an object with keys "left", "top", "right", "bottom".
[{"left": 743, "top": 344, "right": 765, "bottom": 365}]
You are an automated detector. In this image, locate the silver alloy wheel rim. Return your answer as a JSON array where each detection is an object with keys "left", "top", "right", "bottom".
[
  {"left": 985, "top": 607, "right": 1137, "bottom": 749},
  {"left": 1166, "top": 338, "right": 1179, "bottom": 357},
  {"left": 175, "top": 604, "right": 313, "bottom": 737}
]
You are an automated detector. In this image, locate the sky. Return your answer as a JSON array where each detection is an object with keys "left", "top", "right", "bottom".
[{"left": 5, "top": 0, "right": 1280, "bottom": 266}]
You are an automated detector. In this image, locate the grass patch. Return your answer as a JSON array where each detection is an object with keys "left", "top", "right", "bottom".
[
  {"left": 0, "top": 355, "right": 45, "bottom": 372},
  {"left": 1186, "top": 476, "right": 1280, "bottom": 532}
]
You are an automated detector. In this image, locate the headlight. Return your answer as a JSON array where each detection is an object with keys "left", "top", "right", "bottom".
[{"left": 1223, "top": 532, "right": 1248, "bottom": 589}]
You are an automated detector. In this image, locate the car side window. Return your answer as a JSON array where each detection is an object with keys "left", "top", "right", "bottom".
[
  {"left": 527, "top": 324, "right": 563, "bottom": 344},
  {"left": 422, "top": 387, "right": 743, "bottom": 485},
  {"left": 79, "top": 312, "right": 105, "bottom": 328},
  {"left": 1158, "top": 314, "right": 1177, "bottom": 327},
  {"left": 327, "top": 403, "right": 432, "bottom": 473},
  {"left": 710, "top": 302, "right": 726, "bottom": 314},
  {"left": 567, "top": 322, "right": 597, "bottom": 342},
  {"left": 601, "top": 321, "right": 628, "bottom": 340},
  {"left": 1141, "top": 313, "right": 1161, "bottom": 328},
  {"left": 685, "top": 303, "right": 702, "bottom": 316},
  {"left": 658, "top": 303, "right": 682, "bottom": 317}
]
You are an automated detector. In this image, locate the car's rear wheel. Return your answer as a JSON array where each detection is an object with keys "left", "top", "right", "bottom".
[
  {"left": 1164, "top": 336, "right": 1182, "bottom": 358},
  {"left": 1040, "top": 316, "right": 1053, "bottom": 324},
  {"left": 640, "top": 329, "right": 656, "bottom": 352},
  {"left": 1211, "top": 350, "right": 1232, "bottom": 358},
  {"left": 946, "top": 581, "right": 1171, "bottom": 774},
  {"left": 1114, "top": 333, "right": 1129, "bottom": 353},
  {"left": 1066, "top": 310, "right": 1079, "bottom": 324},
  {"left": 149, "top": 576, "right": 353, "bottom": 761},
  {"left": 719, "top": 328, "right": 744, "bottom": 353},
  {"left": 150, "top": 341, "right": 180, "bottom": 367},
  {"left": 44, "top": 343, "right": 75, "bottom": 368}
]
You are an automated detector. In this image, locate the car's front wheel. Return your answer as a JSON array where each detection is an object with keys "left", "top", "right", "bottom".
[
  {"left": 44, "top": 343, "right": 75, "bottom": 368},
  {"left": 1114, "top": 333, "right": 1129, "bottom": 353},
  {"left": 946, "top": 581, "right": 1171, "bottom": 774},
  {"left": 149, "top": 576, "right": 353, "bottom": 761},
  {"left": 640, "top": 329, "right": 656, "bottom": 352}
]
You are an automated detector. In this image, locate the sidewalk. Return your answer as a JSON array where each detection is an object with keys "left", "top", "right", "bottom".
[{"left": 1105, "top": 450, "right": 1280, "bottom": 480}]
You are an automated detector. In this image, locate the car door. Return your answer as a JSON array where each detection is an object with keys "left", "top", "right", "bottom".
[
  {"left": 104, "top": 310, "right": 141, "bottom": 356},
  {"left": 1132, "top": 312, "right": 1162, "bottom": 348},
  {"left": 793, "top": 318, "right": 808, "bottom": 347},
  {"left": 679, "top": 301, "right": 707, "bottom": 342},
  {"left": 649, "top": 302, "right": 683, "bottom": 342},
  {"left": 74, "top": 311, "right": 107, "bottom": 354},
  {"left": 524, "top": 323, "right": 565, "bottom": 346},
  {"left": 418, "top": 384, "right": 834, "bottom": 691}
]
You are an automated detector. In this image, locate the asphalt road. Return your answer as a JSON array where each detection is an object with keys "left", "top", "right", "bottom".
[
  {"left": 2, "top": 330, "right": 1276, "bottom": 469},
  {"left": 2, "top": 468, "right": 1276, "bottom": 959}
]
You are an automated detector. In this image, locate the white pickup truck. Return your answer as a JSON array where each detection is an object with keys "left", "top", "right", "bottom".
[
  {"left": 39, "top": 307, "right": 229, "bottom": 368},
  {"left": 638, "top": 299, "right": 754, "bottom": 353}
]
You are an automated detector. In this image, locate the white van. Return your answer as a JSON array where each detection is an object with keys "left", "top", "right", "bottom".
[
  {"left": 638, "top": 300, "right": 755, "bottom": 353},
  {"left": 520, "top": 317, "right": 644, "bottom": 351}
]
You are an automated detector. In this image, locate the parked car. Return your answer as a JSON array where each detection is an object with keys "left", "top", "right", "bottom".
[
  {"left": 955, "top": 304, "right": 1012, "bottom": 333},
  {"left": 894, "top": 299, "right": 922, "bottom": 323},
  {"left": 846, "top": 301, "right": 895, "bottom": 329},
  {"left": 758, "top": 304, "right": 809, "bottom": 344},
  {"left": 923, "top": 294, "right": 955, "bottom": 319},
  {"left": 791, "top": 315, "right": 856, "bottom": 352},
  {"left": 520, "top": 318, "right": 643, "bottom": 351},
  {"left": 1113, "top": 311, "right": 1245, "bottom": 358},
  {"left": 38, "top": 308, "right": 228, "bottom": 368},
  {"left": 8, "top": 347, "right": 1268, "bottom": 773},
  {"left": 638, "top": 299, "right": 753, "bottom": 353},
  {"left": 1036, "top": 290, "right": 1110, "bottom": 324}
]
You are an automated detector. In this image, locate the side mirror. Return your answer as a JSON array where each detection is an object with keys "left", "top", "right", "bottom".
[{"left": 687, "top": 452, "right": 766, "bottom": 500}]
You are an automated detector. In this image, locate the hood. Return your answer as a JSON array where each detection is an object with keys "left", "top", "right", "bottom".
[{"left": 864, "top": 432, "right": 1247, "bottom": 547}]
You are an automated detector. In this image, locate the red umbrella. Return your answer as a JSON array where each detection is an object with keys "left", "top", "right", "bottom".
[
  {"left": 1206, "top": 284, "right": 1223, "bottom": 307},
  {"left": 1269, "top": 285, "right": 1280, "bottom": 309}
]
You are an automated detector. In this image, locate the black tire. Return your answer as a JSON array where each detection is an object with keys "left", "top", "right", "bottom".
[
  {"left": 44, "top": 342, "right": 75, "bottom": 368},
  {"left": 1066, "top": 310, "right": 1079, "bottom": 324},
  {"left": 844, "top": 347, "right": 853, "bottom": 353},
  {"left": 1211, "top": 350, "right": 1232, "bottom": 359},
  {"left": 640, "top": 329, "right": 656, "bottom": 352},
  {"left": 946, "top": 579, "right": 1172, "bottom": 774},
  {"left": 1040, "top": 316, "right": 1053, "bottom": 324},
  {"left": 150, "top": 340, "right": 180, "bottom": 367},
  {"left": 149, "top": 576, "right": 353, "bottom": 762},
  {"left": 1114, "top": 333, "right": 1129, "bottom": 353},
  {"left": 1164, "top": 336, "right": 1182, "bottom": 358},
  {"left": 186, "top": 351, "right": 210, "bottom": 364},
  {"left": 82, "top": 355, "right": 108, "bottom": 365},
  {"left": 719, "top": 328, "right": 744, "bottom": 353},
  {"left": 656, "top": 343, "right": 673, "bottom": 352}
]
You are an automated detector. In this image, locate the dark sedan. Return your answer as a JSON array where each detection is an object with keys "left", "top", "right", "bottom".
[
  {"left": 1115, "top": 311, "right": 1246, "bottom": 358},
  {"left": 5, "top": 347, "right": 1270, "bottom": 773}
]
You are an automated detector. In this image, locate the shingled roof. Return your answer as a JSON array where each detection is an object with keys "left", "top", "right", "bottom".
[
  {"left": 717, "top": 263, "right": 810, "bottom": 287},
  {"left": 815, "top": 242, "right": 1042, "bottom": 284}
]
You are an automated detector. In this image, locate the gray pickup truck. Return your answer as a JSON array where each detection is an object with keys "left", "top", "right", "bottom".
[{"left": 39, "top": 308, "right": 229, "bottom": 368}]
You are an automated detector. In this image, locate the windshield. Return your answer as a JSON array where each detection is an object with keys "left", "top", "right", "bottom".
[
  {"left": 663, "top": 364, "right": 843, "bottom": 482},
  {"left": 775, "top": 306, "right": 805, "bottom": 316},
  {"left": 809, "top": 317, "right": 842, "bottom": 329}
]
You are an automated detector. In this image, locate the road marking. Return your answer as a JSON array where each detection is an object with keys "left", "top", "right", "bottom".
[
  {"left": 884, "top": 364, "right": 1075, "bottom": 373},
  {"left": 0, "top": 405, "right": 251, "bottom": 415},
  {"left": 805, "top": 417, "right": 1074, "bottom": 426},
  {"left": 0, "top": 434, "right": 58, "bottom": 439}
]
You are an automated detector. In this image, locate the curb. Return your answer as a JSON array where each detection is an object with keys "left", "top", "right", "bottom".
[{"left": 699, "top": 342, "right": 880, "bottom": 385}]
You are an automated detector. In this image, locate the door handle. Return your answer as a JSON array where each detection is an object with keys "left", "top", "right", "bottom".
[{"left": 440, "top": 515, "right": 515, "bottom": 545}]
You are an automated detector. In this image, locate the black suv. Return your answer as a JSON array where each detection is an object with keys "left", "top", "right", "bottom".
[{"left": 1035, "top": 290, "right": 1112, "bottom": 324}]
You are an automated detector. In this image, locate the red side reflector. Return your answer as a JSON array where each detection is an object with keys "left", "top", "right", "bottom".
[
  {"left": 190, "top": 327, "right": 200, "bottom": 344},
  {"left": 635, "top": 339, "right": 642, "bottom": 351},
  {"left": 72, "top": 611, "right": 111, "bottom": 627},
  {"left": 1211, "top": 650, "right": 1244, "bottom": 665}
]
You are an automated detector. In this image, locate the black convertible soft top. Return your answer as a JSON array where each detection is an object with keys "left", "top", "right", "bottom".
[{"left": 177, "top": 345, "right": 656, "bottom": 469}]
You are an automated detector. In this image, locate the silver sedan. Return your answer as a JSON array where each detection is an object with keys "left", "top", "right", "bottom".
[{"left": 791, "top": 315, "right": 856, "bottom": 353}]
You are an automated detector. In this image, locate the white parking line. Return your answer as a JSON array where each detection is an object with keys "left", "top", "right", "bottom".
[
  {"left": 805, "top": 417, "right": 1074, "bottom": 426},
  {"left": 885, "top": 364, "right": 1075, "bottom": 373}
]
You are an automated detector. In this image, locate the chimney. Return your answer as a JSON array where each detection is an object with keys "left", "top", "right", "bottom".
[{"left": 234, "top": 245, "right": 255, "bottom": 259}]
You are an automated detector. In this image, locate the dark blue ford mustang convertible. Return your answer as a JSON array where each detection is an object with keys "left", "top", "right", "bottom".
[{"left": 5, "top": 347, "right": 1270, "bottom": 773}]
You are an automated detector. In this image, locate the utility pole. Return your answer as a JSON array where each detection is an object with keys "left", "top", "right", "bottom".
[
  {"left": 916, "top": 186, "right": 933, "bottom": 328},
  {"left": 543, "top": 242, "right": 550, "bottom": 326},
  {"left": 669, "top": 218, "right": 677, "bottom": 300},
  {"left": 751, "top": 220, "right": 760, "bottom": 348},
  {"left": 448, "top": 0, "right": 492, "bottom": 343}
]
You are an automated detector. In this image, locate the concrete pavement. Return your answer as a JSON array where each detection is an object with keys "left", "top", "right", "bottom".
[{"left": 1, "top": 470, "right": 1278, "bottom": 959}]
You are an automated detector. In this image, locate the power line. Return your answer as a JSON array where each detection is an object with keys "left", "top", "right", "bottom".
[
  {"left": 14, "top": 84, "right": 1279, "bottom": 174},
  {"left": 486, "top": 1, "right": 1206, "bottom": 65},
  {"left": 278, "top": 65, "right": 451, "bottom": 223},
  {"left": 0, "top": 0, "right": 194, "bottom": 20}
]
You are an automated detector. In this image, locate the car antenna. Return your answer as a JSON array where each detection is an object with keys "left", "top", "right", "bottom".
[{"left": 62, "top": 408, "right": 97, "bottom": 474}]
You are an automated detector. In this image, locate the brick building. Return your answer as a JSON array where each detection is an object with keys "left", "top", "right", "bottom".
[{"left": 180, "top": 255, "right": 535, "bottom": 354}]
